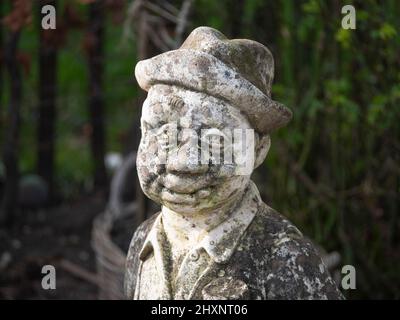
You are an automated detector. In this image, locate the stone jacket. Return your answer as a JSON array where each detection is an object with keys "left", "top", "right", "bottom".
[{"left": 124, "top": 182, "right": 344, "bottom": 300}]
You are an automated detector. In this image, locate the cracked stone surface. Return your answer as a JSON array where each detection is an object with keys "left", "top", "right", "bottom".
[{"left": 124, "top": 26, "right": 344, "bottom": 300}]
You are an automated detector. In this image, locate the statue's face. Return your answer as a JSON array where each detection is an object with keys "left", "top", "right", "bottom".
[{"left": 137, "top": 84, "right": 257, "bottom": 215}]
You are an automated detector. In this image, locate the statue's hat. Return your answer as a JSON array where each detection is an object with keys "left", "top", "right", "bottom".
[{"left": 135, "top": 27, "right": 292, "bottom": 134}]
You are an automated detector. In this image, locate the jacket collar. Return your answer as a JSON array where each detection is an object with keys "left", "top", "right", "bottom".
[{"left": 139, "top": 181, "right": 262, "bottom": 264}]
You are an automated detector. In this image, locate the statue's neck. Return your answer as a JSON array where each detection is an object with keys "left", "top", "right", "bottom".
[{"left": 161, "top": 197, "right": 241, "bottom": 251}]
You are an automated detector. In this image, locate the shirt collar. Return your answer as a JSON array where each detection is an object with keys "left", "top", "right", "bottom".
[{"left": 139, "top": 181, "right": 262, "bottom": 264}]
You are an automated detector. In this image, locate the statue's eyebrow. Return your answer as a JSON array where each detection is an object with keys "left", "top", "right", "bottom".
[
  {"left": 198, "top": 121, "right": 225, "bottom": 131},
  {"left": 166, "top": 95, "right": 185, "bottom": 110}
]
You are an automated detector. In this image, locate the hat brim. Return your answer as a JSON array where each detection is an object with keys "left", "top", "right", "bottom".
[{"left": 135, "top": 49, "right": 292, "bottom": 134}]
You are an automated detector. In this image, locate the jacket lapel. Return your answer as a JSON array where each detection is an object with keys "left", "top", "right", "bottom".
[
  {"left": 188, "top": 260, "right": 220, "bottom": 299},
  {"left": 137, "top": 215, "right": 172, "bottom": 299}
]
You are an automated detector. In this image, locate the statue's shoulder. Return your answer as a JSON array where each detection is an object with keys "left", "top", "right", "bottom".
[
  {"left": 248, "top": 203, "right": 344, "bottom": 299},
  {"left": 126, "top": 212, "right": 159, "bottom": 261},
  {"left": 252, "top": 202, "right": 304, "bottom": 241},
  {"left": 130, "top": 213, "right": 159, "bottom": 248},
  {"left": 124, "top": 212, "right": 160, "bottom": 299}
]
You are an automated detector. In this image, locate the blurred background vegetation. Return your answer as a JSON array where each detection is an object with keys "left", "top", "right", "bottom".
[{"left": 0, "top": 0, "right": 399, "bottom": 299}]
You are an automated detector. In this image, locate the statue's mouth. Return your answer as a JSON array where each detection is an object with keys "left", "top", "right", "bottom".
[
  {"left": 160, "top": 174, "right": 216, "bottom": 205},
  {"left": 161, "top": 172, "right": 218, "bottom": 194},
  {"left": 160, "top": 187, "right": 216, "bottom": 206}
]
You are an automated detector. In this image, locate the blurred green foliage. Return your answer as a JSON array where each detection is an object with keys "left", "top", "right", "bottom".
[
  {"left": 1, "top": 0, "right": 399, "bottom": 299},
  {"left": 1, "top": 1, "right": 138, "bottom": 195}
]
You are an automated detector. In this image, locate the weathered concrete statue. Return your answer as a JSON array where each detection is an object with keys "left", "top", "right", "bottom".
[{"left": 125, "top": 27, "right": 343, "bottom": 300}]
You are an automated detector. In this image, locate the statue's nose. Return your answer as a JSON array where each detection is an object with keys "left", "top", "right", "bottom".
[{"left": 166, "top": 140, "right": 208, "bottom": 174}]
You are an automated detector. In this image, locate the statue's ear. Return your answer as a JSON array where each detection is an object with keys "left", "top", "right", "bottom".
[{"left": 254, "top": 134, "right": 271, "bottom": 169}]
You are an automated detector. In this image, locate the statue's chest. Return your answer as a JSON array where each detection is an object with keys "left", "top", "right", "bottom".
[
  {"left": 136, "top": 246, "right": 266, "bottom": 300},
  {"left": 137, "top": 247, "right": 212, "bottom": 300}
]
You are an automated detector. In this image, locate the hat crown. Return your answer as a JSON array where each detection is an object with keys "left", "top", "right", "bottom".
[
  {"left": 180, "top": 27, "right": 274, "bottom": 97},
  {"left": 134, "top": 26, "right": 292, "bottom": 134}
]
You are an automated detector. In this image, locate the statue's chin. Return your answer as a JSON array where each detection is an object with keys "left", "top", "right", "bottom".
[
  {"left": 161, "top": 203, "right": 201, "bottom": 216},
  {"left": 159, "top": 191, "right": 241, "bottom": 216},
  {"left": 161, "top": 201, "right": 223, "bottom": 216}
]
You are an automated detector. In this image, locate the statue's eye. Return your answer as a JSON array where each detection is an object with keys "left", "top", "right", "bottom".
[
  {"left": 142, "top": 120, "right": 168, "bottom": 133},
  {"left": 203, "top": 128, "right": 225, "bottom": 139},
  {"left": 142, "top": 121, "right": 155, "bottom": 133},
  {"left": 202, "top": 129, "right": 227, "bottom": 149},
  {"left": 158, "top": 132, "right": 170, "bottom": 150}
]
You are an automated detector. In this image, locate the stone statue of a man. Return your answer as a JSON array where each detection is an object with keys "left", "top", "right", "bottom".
[{"left": 124, "top": 27, "right": 343, "bottom": 300}]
